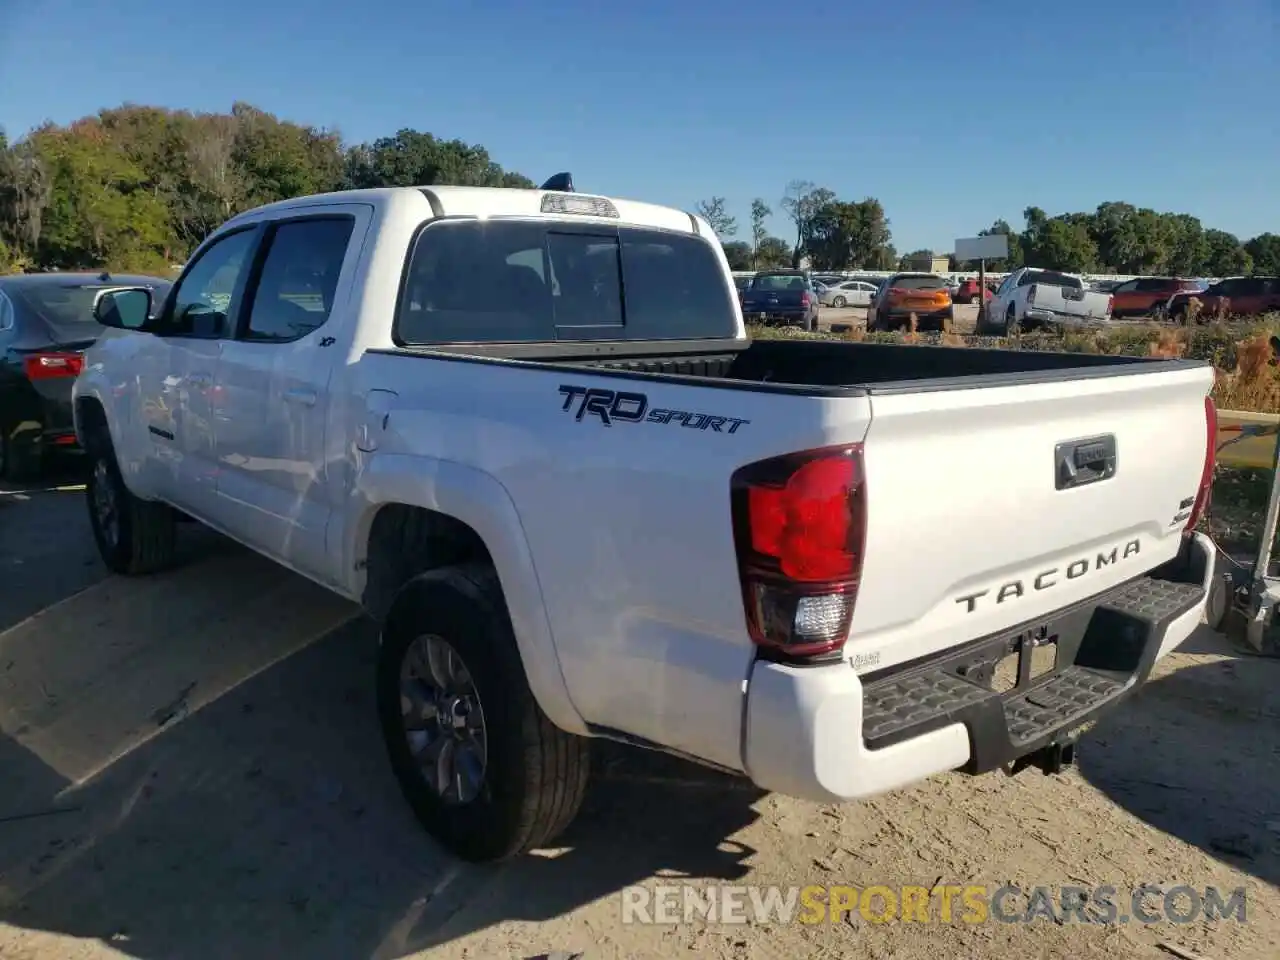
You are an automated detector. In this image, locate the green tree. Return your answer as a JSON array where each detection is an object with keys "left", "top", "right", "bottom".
[
  {"left": 1245, "top": 233, "right": 1280, "bottom": 276},
  {"left": 780, "top": 181, "right": 835, "bottom": 267},
  {"left": 1020, "top": 207, "right": 1098, "bottom": 272},
  {"left": 1202, "top": 229, "right": 1252, "bottom": 276},
  {"left": 341, "top": 128, "right": 533, "bottom": 189},
  {"left": 695, "top": 196, "right": 737, "bottom": 239},
  {"left": 749, "top": 198, "right": 770, "bottom": 267},
  {"left": 721, "top": 240, "right": 753, "bottom": 270},
  {"left": 754, "top": 236, "right": 793, "bottom": 268},
  {"left": 808, "top": 200, "right": 891, "bottom": 270}
]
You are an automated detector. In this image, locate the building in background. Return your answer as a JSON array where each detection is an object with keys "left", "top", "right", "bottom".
[{"left": 905, "top": 252, "right": 951, "bottom": 273}]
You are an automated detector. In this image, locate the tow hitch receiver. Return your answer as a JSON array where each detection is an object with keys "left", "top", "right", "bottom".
[{"left": 1005, "top": 739, "right": 1077, "bottom": 778}]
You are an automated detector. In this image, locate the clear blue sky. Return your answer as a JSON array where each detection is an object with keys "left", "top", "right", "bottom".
[{"left": 2, "top": 0, "right": 1276, "bottom": 252}]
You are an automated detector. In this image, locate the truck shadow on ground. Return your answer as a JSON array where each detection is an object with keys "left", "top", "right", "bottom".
[
  {"left": 0, "top": 555, "right": 761, "bottom": 960},
  {"left": 1077, "top": 629, "right": 1280, "bottom": 888}
]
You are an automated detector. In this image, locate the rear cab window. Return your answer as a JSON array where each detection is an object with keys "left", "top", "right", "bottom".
[
  {"left": 1018, "top": 270, "right": 1082, "bottom": 289},
  {"left": 748, "top": 273, "right": 809, "bottom": 291},
  {"left": 396, "top": 220, "right": 737, "bottom": 344},
  {"left": 890, "top": 274, "right": 947, "bottom": 290}
]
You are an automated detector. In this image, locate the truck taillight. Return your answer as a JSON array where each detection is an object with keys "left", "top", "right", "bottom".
[
  {"left": 730, "top": 445, "right": 867, "bottom": 659},
  {"left": 800, "top": 292, "right": 812, "bottom": 306},
  {"left": 1185, "top": 395, "right": 1217, "bottom": 532},
  {"left": 24, "top": 352, "right": 84, "bottom": 380}
]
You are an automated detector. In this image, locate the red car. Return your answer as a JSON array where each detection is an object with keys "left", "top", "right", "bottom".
[
  {"left": 954, "top": 279, "right": 993, "bottom": 305},
  {"left": 1109, "top": 277, "right": 1201, "bottom": 318},
  {"left": 1165, "top": 276, "right": 1280, "bottom": 322}
]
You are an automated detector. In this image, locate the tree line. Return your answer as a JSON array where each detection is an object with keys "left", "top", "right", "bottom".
[
  {"left": 0, "top": 102, "right": 535, "bottom": 274},
  {"left": 696, "top": 181, "right": 897, "bottom": 273},
  {"left": 703, "top": 188, "right": 1277, "bottom": 279},
  {"left": 2, "top": 104, "right": 1275, "bottom": 279}
]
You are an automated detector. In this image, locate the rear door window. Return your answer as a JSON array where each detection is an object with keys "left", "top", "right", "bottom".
[{"left": 396, "top": 220, "right": 737, "bottom": 343}]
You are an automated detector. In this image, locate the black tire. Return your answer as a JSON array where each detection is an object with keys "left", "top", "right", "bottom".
[
  {"left": 0, "top": 430, "right": 43, "bottom": 484},
  {"left": 832, "top": 296, "right": 847, "bottom": 308},
  {"left": 1004, "top": 305, "right": 1020, "bottom": 337},
  {"left": 85, "top": 430, "right": 177, "bottom": 575},
  {"left": 377, "top": 564, "right": 590, "bottom": 863}
]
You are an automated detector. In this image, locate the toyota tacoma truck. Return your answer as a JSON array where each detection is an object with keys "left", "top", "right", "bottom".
[
  {"left": 981, "top": 266, "right": 1114, "bottom": 334},
  {"left": 74, "top": 175, "right": 1218, "bottom": 863}
]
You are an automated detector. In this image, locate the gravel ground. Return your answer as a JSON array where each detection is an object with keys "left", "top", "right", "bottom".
[{"left": 1, "top": 466, "right": 1277, "bottom": 960}]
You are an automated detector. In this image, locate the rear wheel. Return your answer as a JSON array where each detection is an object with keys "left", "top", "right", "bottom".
[
  {"left": 377, "top": 565, "right": 590, "bottom": 862},
  {"left": 85, "top": 432, "right": 177, "bottom": 575},
  {"left": 1004, "top": 305, "right": 1020, "bottom": 337}
]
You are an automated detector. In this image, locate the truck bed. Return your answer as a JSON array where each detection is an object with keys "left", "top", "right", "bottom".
[{"left": 380, "top": 336, "right": 1204, "bottom": 394}]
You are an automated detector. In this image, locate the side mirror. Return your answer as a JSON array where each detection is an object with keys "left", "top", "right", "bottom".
[{"left": 93, "top": 287, "right": 154, "bottom": 331}]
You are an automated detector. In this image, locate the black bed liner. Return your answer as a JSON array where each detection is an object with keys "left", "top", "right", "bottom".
[{"left": 369, "top": 336, "right": 1209, "bottom": 398}]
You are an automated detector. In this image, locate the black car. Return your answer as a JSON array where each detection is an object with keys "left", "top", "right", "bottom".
[{"left": 0, "top": 271, "right": 171, "bottom": 481}]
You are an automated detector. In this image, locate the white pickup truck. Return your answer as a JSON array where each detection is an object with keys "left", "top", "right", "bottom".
[
  {"left": 982, "top": 266, "right": 1115, "bottom": 334},
  {"left": 74, "top": 176, "right": 1217, "bottom": 863}
]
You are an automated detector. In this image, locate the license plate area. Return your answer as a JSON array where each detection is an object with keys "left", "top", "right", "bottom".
[{"left": 960, "top": 623, "right": 1060, "bottom": 695}]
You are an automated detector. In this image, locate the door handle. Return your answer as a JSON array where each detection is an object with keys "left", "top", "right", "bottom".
[
  {"left": 1055, "top": 435, "right": 1117, "bottom": 490},
  {"left": 284, "top": 388, "right": 318, "bottom": 407}
]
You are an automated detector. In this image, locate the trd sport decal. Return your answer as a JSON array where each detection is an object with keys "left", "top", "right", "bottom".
[{"left": 558, "top": 385, "right": 750, "bottom": 434}]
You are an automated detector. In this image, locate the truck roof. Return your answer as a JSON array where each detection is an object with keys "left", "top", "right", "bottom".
[{"left": 222, "top": 185, "right": 705, "bottom": 237}]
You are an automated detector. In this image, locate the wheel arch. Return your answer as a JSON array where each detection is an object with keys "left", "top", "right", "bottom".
[{"left": 350, "top": 454, "right": 588, "bottom": 736}]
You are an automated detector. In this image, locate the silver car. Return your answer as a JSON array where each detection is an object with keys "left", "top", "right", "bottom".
[{"left": 819, "top": 279, "right": 879, "bottom": 308}]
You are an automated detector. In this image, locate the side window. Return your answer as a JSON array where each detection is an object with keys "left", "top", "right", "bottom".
[
  {"left": 1114, "top": 280, "right": 1139, "bottom": 293},
  {"left": 164, "top": 229, "right": 258, "bottom": 338},
  {"left": 0, "top": 291, "right": 13, "bottom": 332},
  {"left": 244, "top": 218, "right": 355, "bottom": 342}
]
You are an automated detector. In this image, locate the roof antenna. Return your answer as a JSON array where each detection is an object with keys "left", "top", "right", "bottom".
[{"left": 539, "top": 172, "right": 574, "bottom": 193}]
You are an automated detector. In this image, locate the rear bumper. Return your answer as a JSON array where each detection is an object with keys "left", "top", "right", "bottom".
[
  {"left": 742, "top": 532, "right": 1214, "bottom": 803},
  {"left": 1023, "top": 307, "right": 1110, "bottom": 328},
  {"left": 4, "top": 379, "right": 78, "bottom": 454},
  {"left": 745, "top": 306, "right": 811, "bottom": 324}
]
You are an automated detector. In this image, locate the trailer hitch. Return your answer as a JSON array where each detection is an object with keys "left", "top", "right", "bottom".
[{"left": 1005, "top": 739, "right": 1077, "bottom": 778}]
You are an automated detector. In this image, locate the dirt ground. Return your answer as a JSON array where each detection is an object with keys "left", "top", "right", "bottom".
[{"left": 1, "top": 470, "right": 1278, "bottom": 960}]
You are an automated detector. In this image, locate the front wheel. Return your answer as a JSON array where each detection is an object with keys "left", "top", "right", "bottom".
[
  {"left": 377, "top": 565, "right": 590, "bottom": 863},
  {"left": 86, "top": 436, "right": 177, "bottom": 575},
  {"left": 832, "top": 296, "right": 847, "bottom": 308}
]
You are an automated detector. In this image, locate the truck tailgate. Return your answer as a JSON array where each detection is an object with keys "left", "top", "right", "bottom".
[
  {"left": 849, "top": 363, "right": 1212, "bottom": 672},
  {"left": 1032, "top": 284, "right": 1111, "bottom": 319}
]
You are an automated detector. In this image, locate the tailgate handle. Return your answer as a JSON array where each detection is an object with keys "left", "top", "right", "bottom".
[{"left": 1055, "top": 435, "right": 1117, "bottom": 490}]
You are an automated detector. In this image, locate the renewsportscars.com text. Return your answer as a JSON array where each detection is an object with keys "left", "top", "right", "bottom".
[{"left": 620, "top": 883, "right": 1248, "bottom": 926}]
